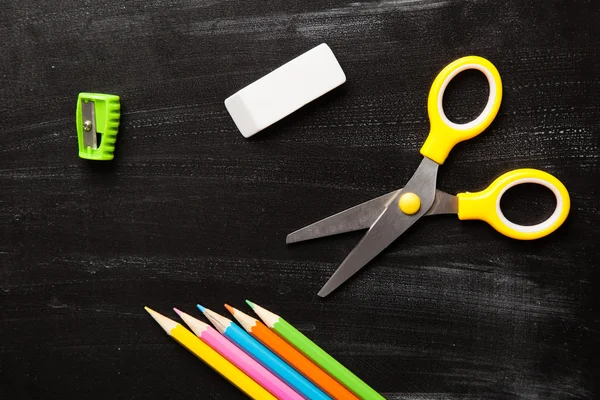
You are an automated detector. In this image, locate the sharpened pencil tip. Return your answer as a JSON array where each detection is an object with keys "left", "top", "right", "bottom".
[
  {"left": 173, "top": 307, "right": 182, "bottom": 316},
  {"left": 144, "top": 306, "right": 160, "bottom": 317},
  {"left": 247, "top": 302, "right": 280, "bottom": 328},
  {"left": 144, "top": 307, "right": 178, "bottom": 333},
  {"left": 144, "top": 306, "right": 157, "bottom": 319},
  {"left": 196, "top": 304, "right": 206, "bottom": 313},
  {"left": 245, "top": 300, "right": 255, "bottom": 309},
  {"left": 224, "top": 304, "right": 234, "bottom": 315}
]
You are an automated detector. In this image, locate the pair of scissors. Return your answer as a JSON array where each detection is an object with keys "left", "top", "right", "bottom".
[{"left": 287, "top": 56, "right": 571, "bottom": 297}]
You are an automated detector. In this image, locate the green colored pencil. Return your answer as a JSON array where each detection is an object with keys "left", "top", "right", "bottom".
[{"left": 246, "top": 300, "right": 385, "bottom": 400}]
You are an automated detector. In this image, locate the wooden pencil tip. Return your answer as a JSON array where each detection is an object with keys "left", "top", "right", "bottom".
[
  {"left": 245, "top": 299, "right": 255, "bottom": 309},
  {"left": 178, "top": 311, "right": 209, "bottom": 336},
  {"left": 144, "top": 307, "right": 178, "bottom": 333},
  {"left": 145, "top": 306, "right": 159, "bottom": 316},
  {"left": 173, "top": 307, "right": 183, "bottom": 316},
  {"left": 248, "top": 302, "right": 279, "bottom": 328},
  {"left": 224, "top": 304, "right": 234, "bottom": 315},
  {"left": 228, "top": 306, "right": 258, "bottom": 332},
  {"left": 196, "top": 304, "right": 206, "bottom": 313}
]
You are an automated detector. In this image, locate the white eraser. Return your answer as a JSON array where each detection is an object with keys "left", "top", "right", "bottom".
[{"left": 225, "top": 43, "right": 346, "bottom": 138}]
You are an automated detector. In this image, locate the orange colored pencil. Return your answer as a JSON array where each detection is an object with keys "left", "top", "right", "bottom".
[{"left": 225, "top": 304, "right": 359, "bottom": 400}]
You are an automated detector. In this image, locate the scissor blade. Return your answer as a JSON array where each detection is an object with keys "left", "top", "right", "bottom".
[
  {"left": 317, "top": 205, "right": 415, "bottom": 297},
  {"left": 286, "top": 190, "right": 400, "bottom": 244},
  {"left": 287, "top": 189, "right": 457, "bottom": 244},
  {"left": 427, "top": 189, "right": 458, "bottom": 215},
  {"left": 318, "top": 157, "right": 439, "bottom": 297}
]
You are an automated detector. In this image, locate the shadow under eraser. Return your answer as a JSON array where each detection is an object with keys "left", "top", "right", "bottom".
[{"left": 224, "top": 43, "right": 346, "bottom": 138}]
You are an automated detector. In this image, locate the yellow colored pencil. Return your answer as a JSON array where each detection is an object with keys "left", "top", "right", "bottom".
[{"left": 145, "top": 307, "right": 276, "bottom": 400}]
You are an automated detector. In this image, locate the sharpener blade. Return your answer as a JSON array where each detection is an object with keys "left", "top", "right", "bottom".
[{"left": 81, "top": 100, "right": 97, "bottom": 149}]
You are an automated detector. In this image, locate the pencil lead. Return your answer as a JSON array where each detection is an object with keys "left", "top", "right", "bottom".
[
  {"left": 145, "top": 306, "right": 178, "bottom": 334},
  {"left": 173, "top": 307, "right": 183, "bottom": 317},
  {"left": 224, "top": 304, "right": 234, "bottom": 315},
  {"left": 245, "top": 299, "right": 255, "bottom": 309},
  {"left": 197, "top": 304, "right": 206, "bottom": 313}
]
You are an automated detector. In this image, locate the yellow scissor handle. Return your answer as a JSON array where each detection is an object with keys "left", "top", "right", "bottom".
[
  {"left": 457, "top": 169, "right": 570, "bottom": 240},
  {"left": 420, "top": 56, "right": 503, "bottom": 164}
]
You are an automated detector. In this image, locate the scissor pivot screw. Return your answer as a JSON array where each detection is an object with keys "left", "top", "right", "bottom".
[
  {"left": 83, "top": 120, "right": 92, "bottom": 131},
  {"left": 399, "top": 192, "right": 421, "bottom": 215}
]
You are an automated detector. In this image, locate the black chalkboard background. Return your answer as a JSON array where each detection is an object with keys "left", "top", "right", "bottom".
[{"left": 2, "top": 0, "right": 599, "bottom": 398}]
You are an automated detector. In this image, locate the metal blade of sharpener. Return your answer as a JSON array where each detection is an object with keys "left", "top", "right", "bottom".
[{"left": 81, "top": 100, "right": 97, "bottom": 149}]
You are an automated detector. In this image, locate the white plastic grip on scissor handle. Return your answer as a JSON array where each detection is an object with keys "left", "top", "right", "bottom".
[
  {"left": 457, "top": 169, "right": 570, "bottom": 240},
  {"left": 421, "top": 56, "right": 503, "bottom": 164},
  {"left": 437, "top": 63, "right": 498, "bottom": 131}
]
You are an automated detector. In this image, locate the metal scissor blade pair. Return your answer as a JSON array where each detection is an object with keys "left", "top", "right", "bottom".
[
  {"left": 317, "top": 203, "right": 413, "bottom": 297},
  {"left": 286, "top": 189, "right": 457, "bottom": 244},
  {"left": 314, "top": 157, "right": 440, "bottom": 297},
  {"left": 286, "top": 190, "right": 400, "bottom": 244}
]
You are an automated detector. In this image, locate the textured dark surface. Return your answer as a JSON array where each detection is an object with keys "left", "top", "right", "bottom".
[{"left": 1, "top": 0, "right": 599, "bottom": 399}]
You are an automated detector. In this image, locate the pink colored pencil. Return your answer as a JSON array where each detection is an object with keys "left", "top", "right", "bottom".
[{"left": 174, "top": 308, "right": 303, "bottom": 400}]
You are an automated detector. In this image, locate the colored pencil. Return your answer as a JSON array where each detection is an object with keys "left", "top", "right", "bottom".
[
  {"left": 144, "top": 307, "right": 276, "bottom": 400},
  {"left": 174, "top": 308, "right": 303, "bottom": 400},
  {"left": 226, "top": 304, "right": 360, "bottom": 400},
  {"left": 247, "top": 301, "right": 385, "bottom": 400},
  {"left": 197, "top": 304, "right": 332, "bottom": 400}
]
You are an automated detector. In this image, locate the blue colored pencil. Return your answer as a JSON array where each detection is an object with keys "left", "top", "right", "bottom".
[{"left": 197, "top": 305, "right": 331, "bottom": 400}]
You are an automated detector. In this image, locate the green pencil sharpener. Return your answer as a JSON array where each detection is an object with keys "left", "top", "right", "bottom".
[{"left": 76, "top": 93, "right": 121, "bottom": 160}]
